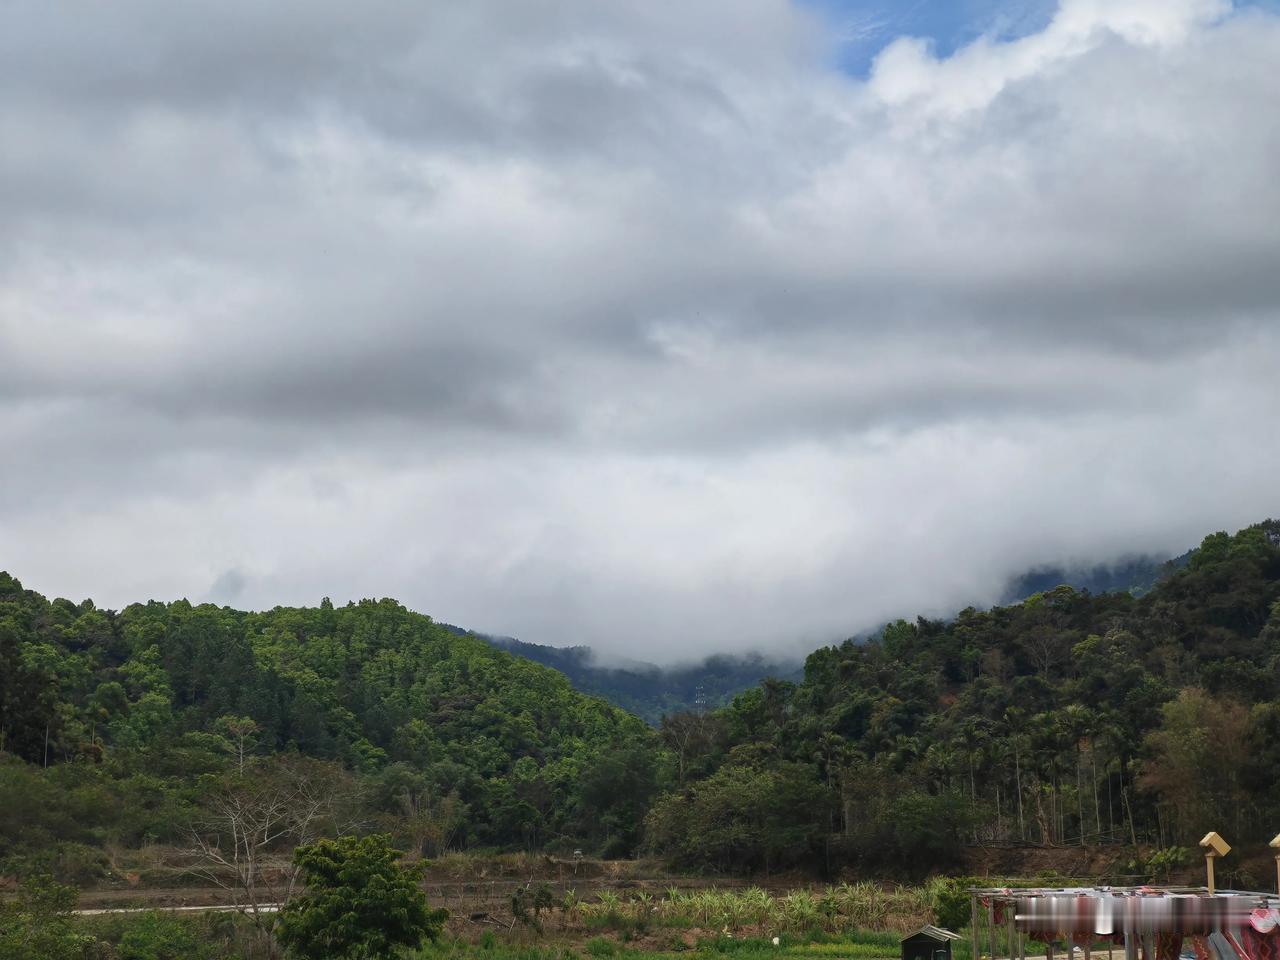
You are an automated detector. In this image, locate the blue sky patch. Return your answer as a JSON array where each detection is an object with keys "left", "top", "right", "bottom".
[{"left": 808, "top": 0, "right": 1278, "bottom": 76}]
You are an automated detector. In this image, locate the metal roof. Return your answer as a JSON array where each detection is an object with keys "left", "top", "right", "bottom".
[{"left": 902, "top": 925, "right": 965, "bottom": 942}]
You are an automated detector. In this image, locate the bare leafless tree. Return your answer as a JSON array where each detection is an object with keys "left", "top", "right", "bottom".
[
  {"left": 214, "top": 715, "right": 261, "bottom": 775},
  {"left": 188, "top": 756, "right": 362, "bottom": 951},
  {"left": 659, "top": 711, "right": 724, "bottom": 787}
]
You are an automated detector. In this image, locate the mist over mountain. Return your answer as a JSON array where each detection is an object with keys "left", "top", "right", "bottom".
[
  {"left": 444, "top": 543, "right": 1208, "bottom": 722},
  {"left": 4, "top": 0, "right": 1280, "bottom": 662},
  {"left": 999, "top": 553, "right": 1179, "bottom": 604},
  {"left": 444, "top": 628, "right": 802, "bottom": 724}
]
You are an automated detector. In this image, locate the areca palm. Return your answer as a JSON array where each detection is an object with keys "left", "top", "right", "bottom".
[
  {"left": 959, "top": 717, "right": 992, "bottom": 800},
  {"left": 1061, "top": 704, "right": 1094, "bottom": 844},
  {"left": 1004, "top": 706, "right": 1028, "bottom": 840}
]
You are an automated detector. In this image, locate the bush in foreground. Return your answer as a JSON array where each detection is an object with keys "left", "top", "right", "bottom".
[
  {"left": 278, "top": 834, "right": 447, "bottom": 960},
  {"left": 0, "top": 874, "right": 91, "bottom": 960}
]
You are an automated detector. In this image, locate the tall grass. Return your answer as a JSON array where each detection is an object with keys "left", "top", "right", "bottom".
[
  {"left": 568, "top": 882, "right": 933, "bottom": 935},
  {"left": 413, "top": 929, "right": 930, "bottom": 960}
]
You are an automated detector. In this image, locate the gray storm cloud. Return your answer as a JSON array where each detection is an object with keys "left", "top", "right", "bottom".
[{"left": 1, "top": 0, "right": 1278, "bottom": 661}]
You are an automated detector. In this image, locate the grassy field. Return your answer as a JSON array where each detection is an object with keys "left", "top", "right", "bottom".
[
  {"left": 74, "top": 882, "right": 1097, "bottom": 960},
  {"left": 561, "top": 884, "right": 935, "bottom": 934},
  {"left": 69, "top": 882, "right": 953, "bottom": 959},
  {"left": 70, "top": 913, "right": 947, "bottom": 960},
  {"left": 420, "top": 884, "right": 950, "bottom": 960},
  {"left": 58, "top": 863, "right": 1137, "bottom": 958},
  {"left": 410, "top": 929, "right": 935, "bottom": 960}
]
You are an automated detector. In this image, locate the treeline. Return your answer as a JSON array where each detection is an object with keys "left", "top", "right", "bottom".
[
  {"left": 647, "top": 520, "right": 1280, "bottom": 874},
  {"left": 0, "top": 584, "right": 657, "bottom": 880},
  {"left": 3, "top": 519, "right": 1280, "bottom": 883},
  {"left": 475, "top": 633, "right": 801, "bottom": 724}
]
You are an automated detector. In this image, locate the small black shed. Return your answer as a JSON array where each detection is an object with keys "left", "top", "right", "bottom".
[{"left": 901, "top": 925, "right": 963, "bottom": 960}]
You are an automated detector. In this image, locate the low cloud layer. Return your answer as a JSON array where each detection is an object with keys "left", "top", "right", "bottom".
[{"left": 2, "top": 0, "right": 1278, "bottom": 661}]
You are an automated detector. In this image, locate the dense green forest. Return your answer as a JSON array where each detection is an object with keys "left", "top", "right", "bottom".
[
  {"left": 3, "top": 519, "right": 1279, "bottom": 886},
  {"left": 647, "top": 520, "right": 1280, "bottom": 874},
  {"left": 0, "top": 585, "right": 658, "bottom": 880}
]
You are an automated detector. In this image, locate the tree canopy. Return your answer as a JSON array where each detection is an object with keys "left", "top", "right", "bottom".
[
  {"left": 3, "top": 519, "right": 1280, "bottom": 879},
  {"left": 277, "top": 834, "right": 445, "bottom": 960},
  {"left": 646, "top": 520, "right": 1280, "bottom": 872},
  {"left": 0, "top": 584, "right": 657, "bottom": 874}
]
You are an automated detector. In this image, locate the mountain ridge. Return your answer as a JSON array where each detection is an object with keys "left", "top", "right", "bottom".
[
  {"left": 445, "top": 543, "right": 1200, "bottom": 723},
  {"left": 441, "top": 626, "right": 802, "bottom": 724}
]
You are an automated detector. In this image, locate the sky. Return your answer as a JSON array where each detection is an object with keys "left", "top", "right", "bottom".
[{"left": 2, "top": 0, "right": 1279, "bottom": 663}]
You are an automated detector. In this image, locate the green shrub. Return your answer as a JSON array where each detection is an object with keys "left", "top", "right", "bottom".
[
  {"left": 513, "top": 882, "right": 558, "bottom": 931},
  {"left": 0, "top": 841, "right": 111, "bottom": 885},
  {"left": 84, "top": 910, "right": 241, "bottom": 959},
  {"left": 277, "top": 834, "right": 447, "bottom": 960},
  {"left": 0, "top": 874, "right": 94, "bottom": 960},
  {"left": 585, "top": 937, "right": 618, "bottom": 958},
  {"left": 1144, "top": 847, "right": 1192, "bottom": 881},
  {"left": 115, "top": 912, "right": 212, "bottom": 960},
  {"left": 931, "top": 876, "right": 979, "bottom": 932}
]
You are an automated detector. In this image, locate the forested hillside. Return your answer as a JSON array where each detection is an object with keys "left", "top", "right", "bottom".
[
  {"left": 3, "top": 520, "right": 1279, "bottom": 886},
  {"left": 464, "top": 557, "right": 1177, "bottom": 724},
  {"left": 0, "top": 584, "right": 658, "bottom": 879},
  {"left": 468, "top": 633, "right": 801, "bottom": 724},
  {"left": 647, "top": 521, "right": 1280, "bottom": 875}
]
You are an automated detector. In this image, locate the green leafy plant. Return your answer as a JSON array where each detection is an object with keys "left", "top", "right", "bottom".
[
  {"left": 0, "top": 874, "right": 94, "bottom": 960},
  {"left": 585, "top": 936, "right": 618, "bottom": 957},
  {"left": 513, "top": 882, "right": 558, "bottom": 932},
  {"left": 1144, "top": 847, "right": 1192, "bottom": 881},
  {"left": 114, "top": 911, "right": 213, "bottom": 960},
  {"left": 277, "top": 834, "right": 447, "bottom": 960},
  {"left": 931, "top": 876, "right": 980, "bottom": 932}
]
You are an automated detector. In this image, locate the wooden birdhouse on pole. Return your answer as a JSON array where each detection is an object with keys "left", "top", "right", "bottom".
[{"left": 1200, "top": 831, "right": 1231, "bottom": 894}]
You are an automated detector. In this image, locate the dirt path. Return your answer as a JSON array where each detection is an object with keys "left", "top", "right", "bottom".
[{"left": 69, "top": 874, "right": 815, "bottom": 916}]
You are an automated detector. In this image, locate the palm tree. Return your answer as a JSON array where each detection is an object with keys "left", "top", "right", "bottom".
[
  {"left": 1004, "top": 706, "right": 1028, "bottom": 841},
  {"left": 890, "top": 733, "right": 922, "bottom": 772},
  {"left": 1095, "top": 708, "right": 1138, "bottom": 845},
  {"left": 1083, "top": 709, "right": 1109, "bottom": 839},
  {"left": 923, "top": 740, "right": 963, "bottom": 794},
  {"left": 983, "top": 733, "right": 1018, "bottom": 842},
  {"left": 959, "top": 717, "right": 991, "bottom": 801},
  {"left": 1061, "top": 704, "right": 1094, "bottom": 845},
  {"left": 1028, "top": 711, "right": 1067, "bottom": 844}
]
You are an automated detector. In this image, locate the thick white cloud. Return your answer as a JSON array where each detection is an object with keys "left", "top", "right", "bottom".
[{"left": 2, "top": 0, "right": 1278, "bottom": 660}]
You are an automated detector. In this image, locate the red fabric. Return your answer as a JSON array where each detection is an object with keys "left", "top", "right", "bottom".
[
  {"left": 1238, "top": 926, "right": 1280, "bottom": 960},
  {"left": 1225, "top": 930, "right": 1253, "bottom": 960}
]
